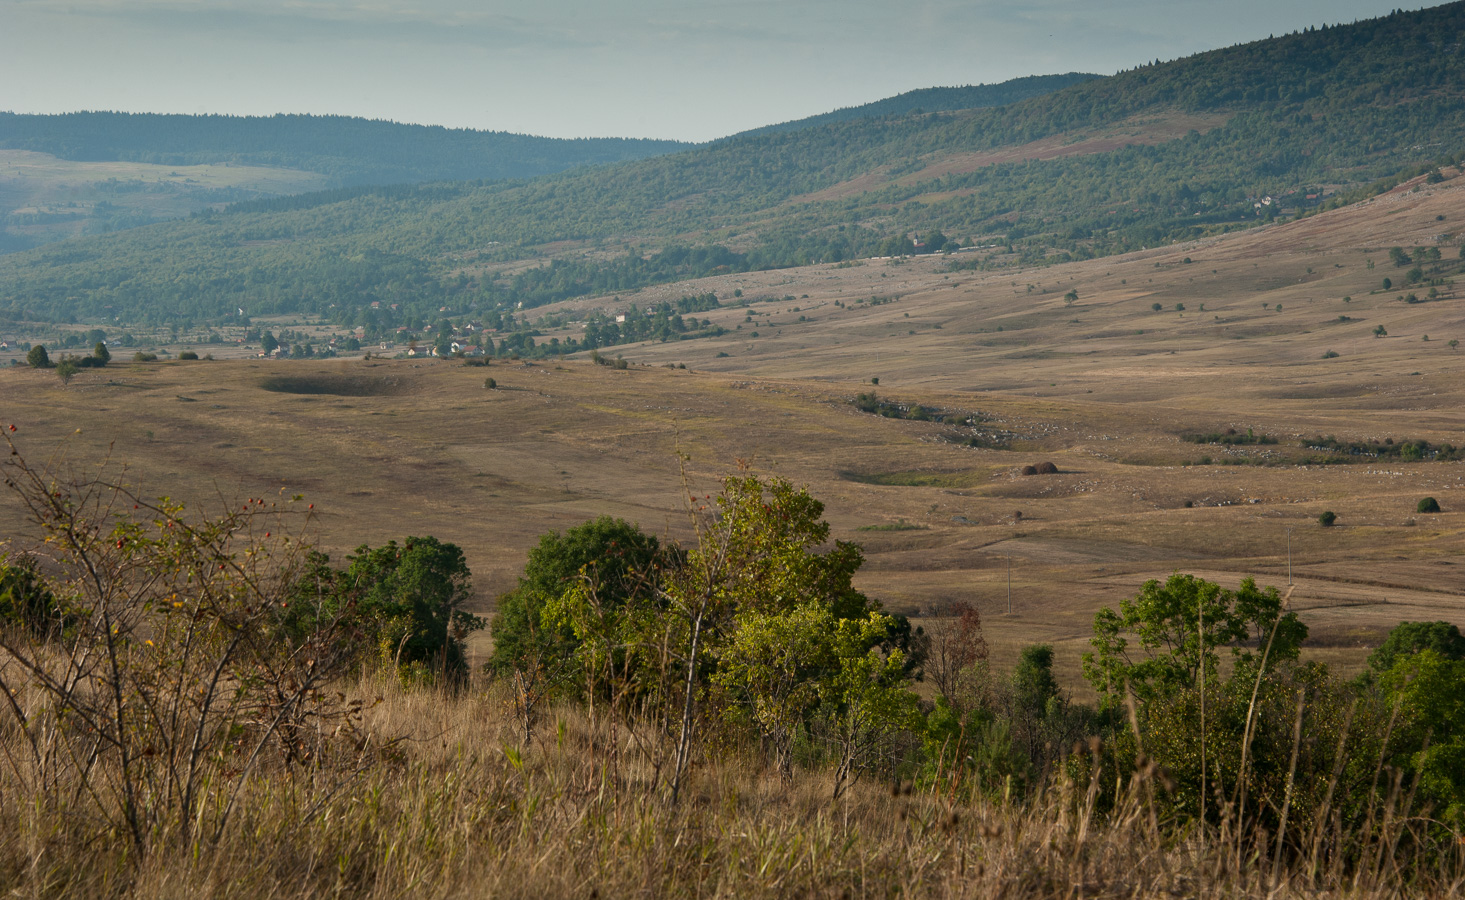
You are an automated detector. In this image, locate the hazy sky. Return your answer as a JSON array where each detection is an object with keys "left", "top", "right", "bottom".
[{"left": 1, "top": 0, "right": 1439, "bottom": 142}]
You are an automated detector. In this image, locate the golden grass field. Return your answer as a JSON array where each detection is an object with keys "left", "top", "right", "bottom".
[{"left": 3, "top": 174, "right": 1464, "bottom": 694}]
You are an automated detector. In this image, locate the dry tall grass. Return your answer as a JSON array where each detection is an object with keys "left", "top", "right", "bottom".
[{"left": 3, "top": 672, "right": 1461, "bottom": 899}]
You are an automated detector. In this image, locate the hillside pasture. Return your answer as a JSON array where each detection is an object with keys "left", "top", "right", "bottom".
[{"left": 3, "top": 177, "right": 1464, "bottom": 692}]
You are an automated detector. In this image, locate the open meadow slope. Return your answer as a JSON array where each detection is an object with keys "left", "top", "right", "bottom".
[{"left": 4, "top": 173, "right": 1463, "bottom": 691}]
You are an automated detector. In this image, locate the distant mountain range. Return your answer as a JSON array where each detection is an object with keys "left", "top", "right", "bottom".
[
  {"left": 0, "top": 111, "right": 692, "bottom": 186},
  {"left": 0, "top": 75, "right": 1093, "bottom": 256},
  {"left": 2, "top": 3, "right": 1463, "bottom": 331},
  {"left": 0, "top": 74, "right": 1100, "bottom": 190}
]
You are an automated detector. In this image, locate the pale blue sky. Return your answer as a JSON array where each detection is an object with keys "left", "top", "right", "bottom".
[{"left": 0, "top": 0, "right": 1439, "bottom": 141}]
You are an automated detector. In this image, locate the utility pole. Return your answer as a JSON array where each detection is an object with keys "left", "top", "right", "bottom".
[
  {"left": 1007, "top": 554, "right": 1013, "bottom": 615},
  {"left": 1286, "top": 527, "right": 1293, "bottom": 585}
]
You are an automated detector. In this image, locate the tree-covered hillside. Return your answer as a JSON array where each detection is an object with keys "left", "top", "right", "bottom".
[
  {"left": 3, "top": 4, "right": 1465, "bottom": 331},
  {"left": 732, "top": 73, "right": 1100, "bottom": 138},
  {"left": 0, "top": 112, "right": 692, "bottom": 187}
]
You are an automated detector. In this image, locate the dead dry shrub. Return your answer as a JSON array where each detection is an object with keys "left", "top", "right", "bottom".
[
  {"left": 924, "top": 601, "right": 990, "bottom": 711},
  {"left": 0, "top": 428, "right": 384, "bottom": 863}
]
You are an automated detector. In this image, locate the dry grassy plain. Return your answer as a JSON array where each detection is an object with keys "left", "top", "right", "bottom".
[{"left": 4, "top": 176, "right": 1464, "bottom": 693}]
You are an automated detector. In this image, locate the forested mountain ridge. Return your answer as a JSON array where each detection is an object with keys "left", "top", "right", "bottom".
[
  {"left": 732, "top": 73, "right": 1101, "bottom": 138},
  {"left": 4, "top": 3, "right": 1465, "bottom": 333},
  {"left": 0, "top": 112, "right": 692, "bottom": 186},
  {"left": 0, "top": 76, "right": 1093, "bottom": 258}
]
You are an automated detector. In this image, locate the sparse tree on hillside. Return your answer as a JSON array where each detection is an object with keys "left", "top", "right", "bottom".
[{"left": 55, "top": 358, "right": 79, "bottom": 386}]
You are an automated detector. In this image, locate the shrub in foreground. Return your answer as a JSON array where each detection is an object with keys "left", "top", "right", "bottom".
[{"left": 0, "top": 427, "right": 376, "bottom": 859}]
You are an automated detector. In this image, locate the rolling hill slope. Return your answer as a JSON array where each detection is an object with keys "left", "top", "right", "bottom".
[{"left": 3, "top": 3, "right": 1465, "bottom": 330}]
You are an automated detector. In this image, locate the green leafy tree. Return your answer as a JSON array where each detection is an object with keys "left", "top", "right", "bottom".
[
  {"left": 488, "top": 515, "right": 661, "bottom": 678},
  {"left": 1084, "top": 573, "right": 1305, "bottom": 707},
  {"left": 26, "top": 345, "right": 50, "bottom": 368},
  {"left": 653, "top": 474, "right": 876, "bottom": 799},
  {"left": 55, "top": 358, "right": 79, "bottom": 386},
  {"left": 1003, "top": 643, "right": 1082, "bottom": 765},
  {"left": 1011, "top": 644, "right": 1060, "bottom": 719},
  {"left": 342, "top": 537, "right": 484, "bottom": 685},
  {"left": 714, "top": 602, "right": 837, "bottom": 779},
  {"left": 543, "top": 474, "right": 915, "bottom": 802},
  {"left": 1085, "top": 576, "right": 1361, "bottom": 836},
  {"left": 1369, "top": 621, "right": 1465, "bottom": 672},
  {"left": 820, "top": 613, "right": 921, "bottom": 798},
  {"left": 0, "top": 555, "right": 75, "bottom": 638},
  {"left": 92, "top": 342, "right": 110, "bottom": 365},
  {"left": 921, "top": 696, "right": 1030, "bottom": 799},
  {"left": 261, "top": 331, "right": 279, "bottom": 354},
  {"left": 1381, "top": 651, "right": 1465, "bottom": 827}
]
